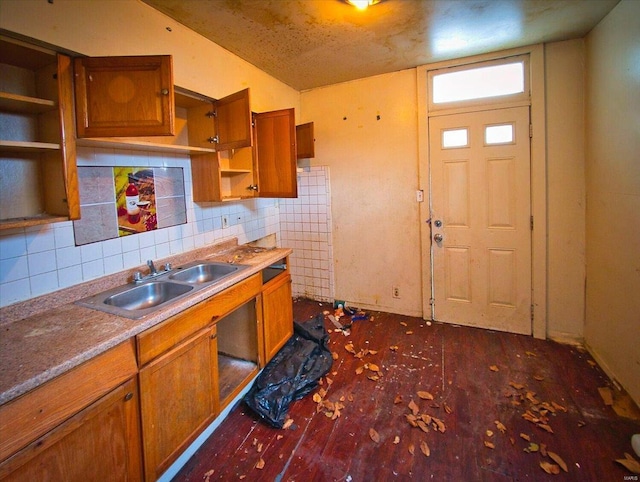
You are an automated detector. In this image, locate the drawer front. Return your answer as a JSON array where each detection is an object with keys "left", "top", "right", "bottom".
[
  {"left": 0, "top": 340, "right": 137, "bottom": 462},
  {"left": 137, "top": 273, "right": 261, "bottom": 366}
]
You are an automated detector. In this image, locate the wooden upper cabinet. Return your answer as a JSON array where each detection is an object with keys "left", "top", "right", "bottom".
[
  {"left": 253, "top": 108, "right": 297, "bottom": 198},
  {"left": 214, "top": 88, "right": 252, "bottom": 150},
  {"left": 74, "top": 55, "right": 174, "bottom": 138},
  {"left": 296, "top": 122, "right": 315, "bottom": 159}
]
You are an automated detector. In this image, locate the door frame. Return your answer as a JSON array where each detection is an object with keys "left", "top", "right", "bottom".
[{"left": 417, "top": 44, "right": 547, "bottom": 339}]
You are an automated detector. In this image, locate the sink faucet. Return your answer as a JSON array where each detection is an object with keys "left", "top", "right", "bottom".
[{"left": 133, "top": 260, "right": 172, "bottom": 283}]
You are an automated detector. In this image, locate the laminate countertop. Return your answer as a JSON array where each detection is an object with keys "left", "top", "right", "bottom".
[{"left": 0, "top": 239, "right": 292, "bottom": 405}]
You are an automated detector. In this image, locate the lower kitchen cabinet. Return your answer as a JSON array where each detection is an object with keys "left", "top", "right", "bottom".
[
  {"left": 138, "top": 325, "right": 218, "bottom": 481},
  {"left": 262, "top": 268, "right": 294, "bottom": 363},
  {"left": 0, "top": 377, "right": 143, "bottom": 481}
]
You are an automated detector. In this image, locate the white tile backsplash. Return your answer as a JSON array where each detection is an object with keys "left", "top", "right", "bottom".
[{"left": 280, "top": 166, "right": 335, "bottom": 302}]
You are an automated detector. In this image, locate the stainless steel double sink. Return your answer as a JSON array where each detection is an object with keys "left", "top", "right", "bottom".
[{"left": 76, "top": 261, "right": 249, "bottom": 319}]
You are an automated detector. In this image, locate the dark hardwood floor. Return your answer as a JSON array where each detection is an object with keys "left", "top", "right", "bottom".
[{"left": 174, "top": 299, "right": 640, "bottom": 481}]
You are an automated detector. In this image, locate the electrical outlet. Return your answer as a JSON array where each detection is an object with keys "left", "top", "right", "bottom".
[
  {"left": 221, "top": 215, "right": 229, "bottom": 228},
  {"left": 392, "top": 286, "right": 400, "bottom": 298}
]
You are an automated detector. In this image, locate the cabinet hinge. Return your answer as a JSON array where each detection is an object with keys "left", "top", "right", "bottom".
[
  {"left": 529, "top": 124, "right": 533, "bottom": 138},
  {"left": 429, "top": 298, "right": 435, "bottom": 306},
  {"left": 530, "top": 215, "right": 534, "bottom": 231},
  {"left": 207, "top": 110, "right": 217, "bottom": 118},
  {"left": 531, "top": 304, "right": 534, "bottom": 322}
]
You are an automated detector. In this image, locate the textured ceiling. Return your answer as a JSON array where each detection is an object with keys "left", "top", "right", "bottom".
[{"left": 142, "top": 0, "right": 619, "bottom": 90}]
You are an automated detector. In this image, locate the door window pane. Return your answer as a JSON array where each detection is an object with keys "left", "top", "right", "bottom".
[
  {"left": 442, "top": 128, "right": 468, "bottom": 148},
  {"left": 485, "top": 124, "right": 514, "bottom": 144}
]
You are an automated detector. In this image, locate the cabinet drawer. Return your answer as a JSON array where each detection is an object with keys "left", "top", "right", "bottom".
[
  {"left": 137, "top": 273, "right": 261, "bottom": 366},
  {"left": 0, "top": 339, "right": 137, "bottom": 462}
]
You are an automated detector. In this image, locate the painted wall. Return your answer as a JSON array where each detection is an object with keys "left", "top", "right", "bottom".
[
  {"left": 584, "top": 0, "right": 640, "bottom": 404},
  {"left": 300, "top": 70, "right": 423, "bottom": 316},
  {"left": 544, "top": 39, "right": 587, "bottom": 341},
  {"left": 0, "top": 0, "right": 298, "bottom": 307}
]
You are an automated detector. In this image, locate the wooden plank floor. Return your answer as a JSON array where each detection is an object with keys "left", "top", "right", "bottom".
[{"left": 174, "top": 299, "right": 640, "bottom": 481}]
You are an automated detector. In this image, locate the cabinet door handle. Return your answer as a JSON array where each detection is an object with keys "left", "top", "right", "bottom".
[
  {"left": 210, "top": 334, "right": 217, "bottom": 340},
  {"left": 161, "top": 88, "right": 169, "bottom": 96},
  {"left": 124, "top": 392, "right": 134, "bottom": 402}
]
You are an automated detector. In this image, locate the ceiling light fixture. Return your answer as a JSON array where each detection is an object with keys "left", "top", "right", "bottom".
[{"left": 345, "top": 0, "right": 383, "bottom": 11}]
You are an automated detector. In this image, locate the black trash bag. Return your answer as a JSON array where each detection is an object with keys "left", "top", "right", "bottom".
[{"left": 243, "top": 313, "right": 333, "bottom": 428}]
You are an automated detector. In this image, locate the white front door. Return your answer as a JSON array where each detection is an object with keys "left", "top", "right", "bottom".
[{"left": 429, "top": 106, "right": 532, "bottom": 334}]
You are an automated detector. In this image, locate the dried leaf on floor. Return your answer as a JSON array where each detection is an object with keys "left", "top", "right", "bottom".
[
  {"left": 313, "top": 393, "right": 322, "bottom": 403},
  {"left": 405, "top": 414, "right": 418, "bottom": 427},
  {"left": 433, "top": 417, "right": 446, "bottom": 433},
  {"left": 615, "top": 453, "right": 640, "bottom": 474},
  {"left": 332, "top": 351, "right": 339, "bottom": 360},
  {"left": 390, "top": 345, "right": 399, "bottom": 351},
  {"left": 548, "top": 451, "right": 568, "bottom": 472},
  {"left": 345, "top": 342, "right": 356, "bottom": 354},
  {"left": 394, "top": 394, "right": 403, "bottom": 404},
  {"left": 257, "top": 443, "right": 263, "bottom": 452},
  {"left": 393, "top": 435, "right": 400, "bottom": 444},
  {"left": 408, "top": 399, "right": 420, "bottom": 416},
  {"left": 509, "top": 381, "right": 525, "bottom": 390},
  {"left": 420, "top": 441, "right": 431, "bottom": 457},
  {"left": 495, "top": 420, "right": 507, "bottom": 433},
  {"left": 484, "top": 441, "right": 495, "bottom": 449},
  {"left": 486, "top": 429, "right": 494, "bottom": 437},
  {"left": 204, "top": 469, "right": 214, "bottom": 482},
  {"left": 520, "top": 433, "right": 531, "bottom": 441},
  {"left": 417, "top": 390, "right": 434, "bottom": 400},
  {"left": 406, "top": 331, "right": 414, "bottom": 335},
  {"left": 533, "top": 374, "right": 545, "bottom": 381},
  {"left": 283, "top": 418, "right": 294, "bottom": 430},
  {"left": 537, "top": 423, "right": 554, "bottom": 433},
  {"left": 417, "top": 420, "right": 430, "bottom": 433},
  {"left": 369, "top": 350, "right": 378, "bottom": 355},
  {"left": 255, "top": 458, "right": 266, "bottom": 470},
  {"left": 489, "top": 365, "right": 499, "bottom": 372},
  {"left": 368, "top": 375, "right": 380, "bottom": 381},
  {"left": 526, "top": 351, "right": 537, "bottom": 357},
  {"left": 408, "top": 443, "right": 415, "bottom": 455},
  {"left": 524, "top": 442, "right": 539, "bottom": 453},
  {"left": 540, "top": 443, "right": 548, "bottom": 456},
  {"left": 539, "top": 461, "right": 560, "bottom": 474},
  {"left": 444, "top": 402, "right": 452, "bottom": 414},
  {"left": 400, "top": 322, "right": 408, "bottom": 327},
  {"left": 355, "top": 366, "right": 364, "bottom": 375},
  {"left": 598, "top": 387, "right": 614, "bottom": 406},
  {"left": 368, "top": 363, "right": 380, "bottom": 372},
  {"left": 551, "top": 401, "right": 567, "bottom": 412},
  {"left": 369, "top": 428, "right": 381, "bottom": 443}
]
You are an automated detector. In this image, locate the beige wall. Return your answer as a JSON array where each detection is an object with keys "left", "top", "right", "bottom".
[
  {"left": 300, "top": 70, "right": 423, "bottom": 316},
  {"left": 0, "top": 0, "right": 299, "bottom": 114},
  {"left": 545, "top": 40, "right": 587, "bottom": 341},
  {"left": 584, "top": 0, "right": 640, "bottom": 404}
]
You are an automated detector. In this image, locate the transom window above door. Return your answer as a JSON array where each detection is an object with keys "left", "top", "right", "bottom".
[{"left": 428, "top": 55, "right": 530, "bottom": 112}]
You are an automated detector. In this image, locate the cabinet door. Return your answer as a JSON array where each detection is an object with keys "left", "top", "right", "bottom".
[
  {"left": 138, "top": 326, "right": 218, "bottom": 481},
  {"left": 253, "top": 108, "right": 297, "bottom": 198},
  {"left": 262, "top": 272, "right": 294, "bottom": 363},
  {"left": 214, "top": 88, "right": 252, "bottom": 150},
  {"left": 0, "top": 378, "right": 143, "bottom": 482},
  {"left": 74, "top": 55, "right": 174, "bottom": 137},
  {"left": 296, "top": 122, "right": 315, "bottom": 159}
]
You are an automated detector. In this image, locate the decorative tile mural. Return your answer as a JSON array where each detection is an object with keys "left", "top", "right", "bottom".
[
  {"left": 114, "top": 167, "right": 157, "bottom": 236},
  {"left": 73, "top": 167, "right": 186, "bottom": 246}
]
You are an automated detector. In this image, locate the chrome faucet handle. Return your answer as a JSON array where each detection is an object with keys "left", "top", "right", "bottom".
[
  {"left": 164, "top": 263, "right": 172, "bottom": 272},
  {"left": 147, "top": 259, "right": 157, "bottom": 275},
  {"left": 133, "top": 271, "right": 143, "bottom": 283}
]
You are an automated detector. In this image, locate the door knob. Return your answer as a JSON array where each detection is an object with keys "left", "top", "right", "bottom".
[{"left": 434, "top": 233, "right": 443, "bottom": 243}]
